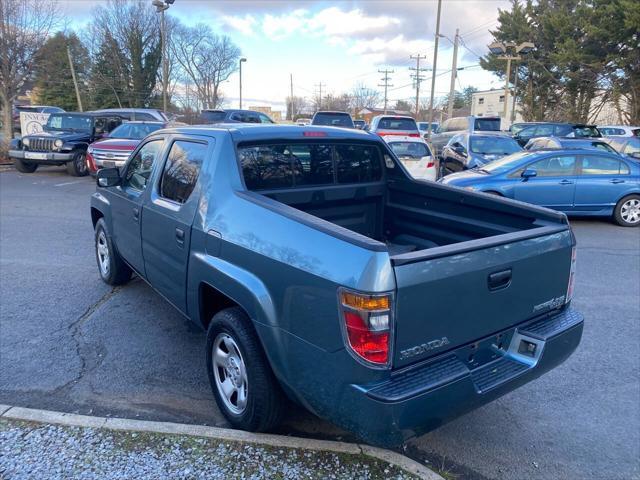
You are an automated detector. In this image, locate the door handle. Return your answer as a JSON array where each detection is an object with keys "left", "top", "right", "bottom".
[
  {"left": 610, "top": 179, "right": 625, "bottom": 184},
  {"left": 132, "top": 207, "right": 139, "bottom": 221},
  {"left": 488, "top": 268, "right": 512, "bottom": 291},
  {"left": 175, "top": 228, "right": 185, "bottom": 245},
  {"left": 559, "top": 179, "right": 573, "bottom": 185}
]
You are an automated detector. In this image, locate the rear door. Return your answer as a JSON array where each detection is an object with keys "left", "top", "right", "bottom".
[
  {"left": 513, "top": 154, "right": 577, "bottom": 211},
  {"left": 392, "top": 228, "right": 573, "bottom": 368},
  {"left": 141, "top": 138, "right": 209, "bottom": 313},
  {"left": 574, "top": 154, "right": 631, "bottom": 211}
]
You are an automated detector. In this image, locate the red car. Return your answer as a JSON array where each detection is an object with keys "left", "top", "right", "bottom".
[{"left": 87, "top": 121, "right": 168, "bottom": 173}]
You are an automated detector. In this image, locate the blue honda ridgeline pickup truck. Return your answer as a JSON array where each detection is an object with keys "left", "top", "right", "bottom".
[{"left": 90, "top": 124, "right": 583, "bottom": 447}]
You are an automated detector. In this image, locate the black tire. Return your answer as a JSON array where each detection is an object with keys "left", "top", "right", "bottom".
[
  {"left": 206, "top": 307, "right": 286, "bottom": 432},
  {"left": 13, "top": 158, "right": 38, "bottom": 173},
  {"left": 613, "top": 194, "right": 640, "bottom": 227},
  {"left": 94, "top": 218, "right": 132, "bottom": 285},
  {"left": 66, "top": 150, "right": 88, "bottom": 177}
]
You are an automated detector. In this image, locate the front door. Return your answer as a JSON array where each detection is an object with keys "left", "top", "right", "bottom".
[
  {"left": 513, "top": 154, "right": 577, "bottom": 211},
  {"left": 141, "top": 138, "right": 208, "bottom": 313},
  {"left": 109, "top": 139, "right": 165, "bottom": 274}
]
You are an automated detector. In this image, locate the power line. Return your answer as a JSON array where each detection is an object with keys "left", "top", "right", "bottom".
[{"left": 378, "top": 69, "right": 394, "bottom": 113}]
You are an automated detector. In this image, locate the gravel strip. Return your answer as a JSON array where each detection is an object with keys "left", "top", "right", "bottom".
[{"left": 0, "top": 419, "right": 418, "bottom": 479}]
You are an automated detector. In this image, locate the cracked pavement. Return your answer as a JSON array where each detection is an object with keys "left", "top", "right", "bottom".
[{"left": 1, "top": 167, "right": 639, "bottom": 480}]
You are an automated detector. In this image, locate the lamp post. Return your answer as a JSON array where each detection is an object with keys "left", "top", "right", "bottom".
[
  {"left": 239, "top": 58, "right": 247, "bottom": 109},
  {"left": 488, "top": 41, "right": 534, "bottom": 125},
  {"left": 152, "top": 0, "right": 174, "bottom": 114}
]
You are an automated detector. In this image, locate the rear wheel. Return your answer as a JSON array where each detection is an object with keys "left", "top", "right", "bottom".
[
  {"left": 13, "top": 158, "right": 38, "bottom": 173},
  {"left": 66, "top": 150, "right": 88, "bottom": 177},
  {"left": 206, "top": 307, "right": 286, "bottom": 432},
  {"left": 614, "top": 195, "right": 640, "bottom": 227}
]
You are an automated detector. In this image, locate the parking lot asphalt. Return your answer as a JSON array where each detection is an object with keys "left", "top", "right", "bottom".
[{"left": 1, "top": 167, "right": 639, "bottom": 480}]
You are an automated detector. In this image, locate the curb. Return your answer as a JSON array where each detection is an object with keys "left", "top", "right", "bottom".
[{"left": 0, "top": 405, "right": 443, "bottom": 480}]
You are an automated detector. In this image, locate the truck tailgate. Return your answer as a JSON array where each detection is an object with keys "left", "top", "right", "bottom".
[{"left": 392, "top": 227, "right": 573, "bottom": 368}]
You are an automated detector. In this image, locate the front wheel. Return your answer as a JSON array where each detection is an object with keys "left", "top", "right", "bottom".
[
  {"left": 206, "top": 307, "right": 286, "bottom": 432},
  {"left": 66, "top": 150, "right": 88, "bottom": 177},
  {"left": 614, "top": 195, "right": 640, "bottom": 227},
  {"left": 94, "top": 218, "right": 132, "bottom": 285},
  {"left": 13, "top": 158, "right": 38, "bottom": 173}
]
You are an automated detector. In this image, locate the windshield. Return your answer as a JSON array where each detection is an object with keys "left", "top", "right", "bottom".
[
  {"left": 109, "top": 123, "right": 163, "bottom": 139},
  {"left": 45, "top": 114, "right": 92, "bottom": 132},
  {"left": 477, "top": 151, "right": 538, "bottom": 174},
  {"left": 473, "top": 118, "right": 501, "bottom": 131},
  {"left": 378, "top": 117, "right": 417, "bottom": 131},
  {"left": 470, "top": 136, "right": 521, "bottom": 155},
  {"left": 389, "top": 141, "right": 431, "bottom": 158},
  {"left": 312, "top": 113, "right": 354, "bottom": 127}
]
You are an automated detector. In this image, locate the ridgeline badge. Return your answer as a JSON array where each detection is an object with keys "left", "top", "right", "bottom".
[{"left": 400, "top": 337, "right": 450, "bottom": 360}]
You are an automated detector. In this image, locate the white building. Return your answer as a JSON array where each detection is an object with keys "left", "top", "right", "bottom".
[{"left": 470, "top": 89, "right": 523, "bottom": 128}]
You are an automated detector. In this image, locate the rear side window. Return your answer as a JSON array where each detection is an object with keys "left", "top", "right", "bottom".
[
  {"left": 377, "top": 117, "right": 417, "bottom": 131},
  {"left": 160, "top": 140, "right": 207, "bottom": 203},
  {"left": 580, "top": 155, "right": 628, "bottom": 175},
  {"left": 240, "top": 143, "right": 383, "bottom": 190}
]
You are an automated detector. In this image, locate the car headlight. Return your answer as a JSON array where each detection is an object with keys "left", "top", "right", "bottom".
[
  {"left": 54, "top": 139, "right": 63, "bottom": 148},
  {"left": 22, "top": 137, "right": 30, "bottom": 147}
]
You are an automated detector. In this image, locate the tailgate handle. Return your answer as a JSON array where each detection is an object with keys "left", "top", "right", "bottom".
[{"left": 488, "top": 269, "right": 512, "bottom": 291}]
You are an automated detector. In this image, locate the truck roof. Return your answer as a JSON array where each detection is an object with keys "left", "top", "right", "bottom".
[{"left": 155, "top": 123, "right": 376, "bottom": 142}]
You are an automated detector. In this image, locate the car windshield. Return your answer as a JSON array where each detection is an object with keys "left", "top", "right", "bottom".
[
  {"left": 109, "top": 123, "right": 163, "bottom": 139},
  {"left": 312, "top": 113, "right": 354, "bottom": 127},
  {"left": 470, "top": 136, "right": 521, "bottom": 155},
  {"left": 389, "top": 141, "right": 430, "bottom": 158},
  {"left": 473, "top": 118, "right": 501, "bottom": 131},
  {"left": 45, "top": 114, "right": 92, "bottom": 132},
  {"left": 477, "top": 151, "right": 538, "bottom": 174},
  {"left": 378, "top": 118, "right": 417, "bottom": 130}
]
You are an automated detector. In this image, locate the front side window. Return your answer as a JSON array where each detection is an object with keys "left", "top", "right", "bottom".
[
  {"left": 123, "top": 139, "right": 164, "bottom": 191},
  {"left": 580, "top": 155, "right": 628, "bottom": 175},
  {"left": 528, "top": 155, "right": 576, "bottom": 177},
  {"left": 259, "top": 113, "right": 274, "bottom": 124},
  {"left": 160, "top": 140, "right": 207, "bottom": 203}
]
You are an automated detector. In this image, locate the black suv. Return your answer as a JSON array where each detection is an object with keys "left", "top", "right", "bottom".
[
  {"left": 512, "top": 122, "right": 601, "bottom": 147},
  {"left": 9, "top": 112, "right": 122, "bottom": 176},
  {"left": 199, "top": 109, "right": 275, "bottom": 124}
]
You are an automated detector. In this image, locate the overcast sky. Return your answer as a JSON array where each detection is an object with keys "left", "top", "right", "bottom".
[{"left": 61, "top": 0, "right": 509, "bottom": 113}]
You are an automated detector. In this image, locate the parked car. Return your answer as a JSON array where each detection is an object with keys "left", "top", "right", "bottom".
[
  {"left": 353, "top": 119, "right": 367, "bottom": 130},
  {"left": 430, "top": 116, "right": 501, "bottom": 158},
  {"left": 509, "top": 122, "right": 539, "bottom": 136},
  {"left": 86, "top": 121, "right": 169, "bottom": 174},
  {"left": 440, "top": 132, "right": 522, "bottom": 175},
  {"left": 368, "top": 115, "right": 420, "bottom": 138},
  {"left": 91, "top": 124, "right": 583, "bottom": 446},
  {"left": 384, "top": 135, "right": 436, "bottom": 181},
  {"left": 12, "top": 105, "right": 65, "bottom": 134},
  {"left": 92, "top": 108, "right": 168, "bottom": 122},
  {"left": 606, "top": 136, "right": 640, "bottom": 159},
  {"left": 598, "top": 125, "right": 640, "bottom": 137},
  {"left": 9, "top": 112, "right": 123, "bottom": 176},
  {"left": 296, "top": 118, "right": 311, "bottom": 126},
  {"left": 417, "top": 121, "right": 438, "bottom": 138},
  {"left": 512, "top": 123, "right": 601, "bottom": 147},
  {"left": 200, "top": 109, "right": 275, "bottom": 124},
  {"left": 525, "top": 136, "right": 619, "bottom": 154},
  {"left": 311, "top": 111, "right": 355, "bottom": 128},
  {"left": 440, "top": 149, "right": 640, "bottom": 226}
]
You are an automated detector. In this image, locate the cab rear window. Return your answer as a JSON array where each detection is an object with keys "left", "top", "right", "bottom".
[
  {"left": 378, "top": 118, "right": 417, "bottom": 131},
  {"left": 240, "top": 143, "right": 383, "bottom": 190}
]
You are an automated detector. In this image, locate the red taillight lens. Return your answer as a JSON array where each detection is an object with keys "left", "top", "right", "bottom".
[
  {"left": 408, "top": 133, "right": 420, "bottom": 138},
  {"left": 340, "top": 290, "right": 392, "bottom": 366},
  {"left": 426, "top": 161, "right": 435, "bottom": 168},
  {"left": 566, "top": 246, "right": 577, "bottom": 303},
  {"left": 303, "top": 131, "right": 327, "bottom": 137}
]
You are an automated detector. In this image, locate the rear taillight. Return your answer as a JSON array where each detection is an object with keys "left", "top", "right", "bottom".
[
  {"left": 566, "top": 246, "right": 577, "bottom": 303},
  {"left": 408, "top": 133, "right": 420, "bottom": 138},
  {"left": 339, "top": 289, "right": 393, "bottom": 367},
  {"left": 426, "top": 161, "right": 435, "bottom": 168}
]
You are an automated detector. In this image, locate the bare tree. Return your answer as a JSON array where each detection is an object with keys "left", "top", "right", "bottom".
[
  {"left": 0, "top": 0, "right": 59, "bottom": 145},
  {"left": 286, "top": 95, "right": 307, "bottom": 120},
  {"left": 171, "top": 23, "right": 240, "bottom": 109},
  {"left": 349, "top": 83, "right": 381, "bottom": 116}
]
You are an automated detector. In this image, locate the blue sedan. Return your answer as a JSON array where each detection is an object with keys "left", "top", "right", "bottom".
[{"left": 440, "top": 149, "right": 640, "bottom": 226}]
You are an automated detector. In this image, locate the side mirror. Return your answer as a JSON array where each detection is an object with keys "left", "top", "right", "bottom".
[
  {"left": 521, "top": 168, "right": 537, "bottom": 179},
  {"left": 97, "top": 167, "right": 121, "bottom": 187}
]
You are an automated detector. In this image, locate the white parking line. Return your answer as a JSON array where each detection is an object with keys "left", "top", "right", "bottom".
[{"left": 54, "top": 180, "right": 83, "bottom": 187}]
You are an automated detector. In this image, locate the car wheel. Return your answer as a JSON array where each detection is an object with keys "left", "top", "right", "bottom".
[
  {"left": 13, "top": 158, "right": 38, "bottom": 173},
  {"left": 206, "top": 307, "right": 286, "bottom": 432},
  {"left": 66, "top": 150, "right": 88, "bottom": 177},
  {"left": 614, "top": 195, "right": 640, "bottom": 227},
  {"left": 94, "top": 218, "right": 132, "bottom": 285}
]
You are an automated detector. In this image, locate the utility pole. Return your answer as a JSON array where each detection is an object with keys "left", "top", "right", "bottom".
[
  {"left": 409, "top": 54, "right": 428, "bottom": 118},
  {"left": 378, "top": 69, "right": 394, "bottom": 113},
  {"left": 239, "top": 58, "right": 247, "bottom": 109},
  {"left": 290, "top": 74, "right": 294, "bottom": 121},
  {"left": 427, "top": 0, "right": 442, "bottom": 139},
  {"left": 66, "top": 46, "right": 83, "bottom": 112},
  {"left": 511, "top": 64, "right": 519, "bottom": 122},
  {"left": 152, "top": 0, "right": 174, "bottom": 114},
  {"left": 446, "top": 29, "right": 460, "bottom": 120},
  {"left": 315, "top": 82, "right": 325, "bottom": 110}
]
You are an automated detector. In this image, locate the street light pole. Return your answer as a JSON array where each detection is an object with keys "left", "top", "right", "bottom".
[
  {"left": 239, "top": 58, "right": 246, "bottom": 109},
  {"left": 426, "top": 0, "right": 442, "bottom": 140},
  {"left": 152, "top": 0, "right": 174, "bottom": 114}
]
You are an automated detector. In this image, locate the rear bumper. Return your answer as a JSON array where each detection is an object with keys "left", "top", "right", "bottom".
[
  {"left": 340, "top": 307, "right": 583, "bottom": 447},
  {"left": 9, "top": 150, "right": 74, "bottom": 163}
]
